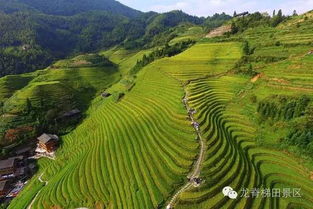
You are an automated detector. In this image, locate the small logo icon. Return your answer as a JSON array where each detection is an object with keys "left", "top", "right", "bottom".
[{"left": 222, "top": 186, "right": 238, "bottom": 199}]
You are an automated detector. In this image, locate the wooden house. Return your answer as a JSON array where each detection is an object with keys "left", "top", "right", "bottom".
[
  {"left": 0, "top": 158, "right": 16, "bottom": 176},
  {"left": 37, "top": 134, "right": 59, "bottom": 153}
]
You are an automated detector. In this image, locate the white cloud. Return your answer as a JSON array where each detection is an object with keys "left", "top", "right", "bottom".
[
  {"left": 119, "top": 0, "right": 313, "bottom": 17},
  {"left": 150, "top": 1, "right": 189, "bottom": 12}
]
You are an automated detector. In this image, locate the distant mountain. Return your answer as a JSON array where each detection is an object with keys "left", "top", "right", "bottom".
[{"left": 0, "top": 0, "right": 141, "bottom": 17}]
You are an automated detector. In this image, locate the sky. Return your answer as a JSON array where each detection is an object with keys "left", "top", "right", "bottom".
[{"left": 118, "top": 0, "right": 313, "bottom": 17}]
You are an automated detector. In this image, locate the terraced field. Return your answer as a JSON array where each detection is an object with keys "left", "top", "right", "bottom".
[
  {"left": 8, "top": 28, "right": 313, "bottom": 209},
  {"left": 9, "top": 59, "right": 199, "bottom": 208},
  {"left": 155, "top": 42, "right": 241, "bottom": 82},
  {"left": 173, "top": 77, "right": 313, "bottom": 209},
  {"left": 156, "top": 42, "right": 313, "bottom": 208},
  {"left": 0, "top": 53, "right": 120, "bottom": 144}
]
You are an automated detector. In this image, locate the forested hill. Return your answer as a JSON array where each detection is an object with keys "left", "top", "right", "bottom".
[
  {"left": 0, "top": 0, "right": 229, "bottom": 78},
  {"left": 0, "top": 0, "right": 141, "bottom": 17}
]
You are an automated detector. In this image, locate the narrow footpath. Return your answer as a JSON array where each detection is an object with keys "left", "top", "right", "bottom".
[
  {"left": 27, "top": 173, "right": 48, "bottom": 209},
  {"left": 166, "top": 85, "right": 206, "bottom": 209}
]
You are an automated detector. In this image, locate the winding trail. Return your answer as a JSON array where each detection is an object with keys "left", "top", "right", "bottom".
[
  {"left": 38, "top": 173, "right": 48, "bottom": 185},
  {"left": 27, "top": 173, "right": 48, "bottom": 209},
  {"left": 166, "top": 83, "right": 206, "bottom": 209}
]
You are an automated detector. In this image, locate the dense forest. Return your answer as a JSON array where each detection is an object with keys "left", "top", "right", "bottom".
[
  {"left": 230, "top": 10, "right": 288, "bottom": 34},
  {"left": 0, "top": 0, "right": 141, "bottom": 17},
  {"left": 257, "top": 95, "right": 313, "bottom": 155}
]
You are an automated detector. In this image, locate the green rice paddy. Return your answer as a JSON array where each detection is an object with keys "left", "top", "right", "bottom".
[{"left": 6, "top": 12, "right": 313, "bottom": 209}]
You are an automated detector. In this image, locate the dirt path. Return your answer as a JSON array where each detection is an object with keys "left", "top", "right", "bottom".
[
  {"left": 251, "top": 73, "right": 262, "bottom": 83},
  {"left": 29, "top": 153, "right": 56, "bottom": 161},
  {"left": 27, "top": 173, "right": 48, "bottom": 209},
  {"left": 205, "top": 25, "right": 232, "bottom": 38},
  {"left": 166, "top": 85, "right": 206, "bottom": 209},
  {"left": 38, "top": 173, "right": 48, "bottom": 185}
]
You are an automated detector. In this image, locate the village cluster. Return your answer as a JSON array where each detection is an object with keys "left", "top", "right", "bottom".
[{"left": 0, "top": 133, "right": 59, "bottom": 203}]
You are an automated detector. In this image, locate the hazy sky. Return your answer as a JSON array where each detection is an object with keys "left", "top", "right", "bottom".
[{"left": 118, "top": 0, "right": 313, "bottom": 17}]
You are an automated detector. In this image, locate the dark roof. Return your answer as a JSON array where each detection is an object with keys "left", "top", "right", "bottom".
[
  {"left": 62, "top": 109, "right": 81, "bottom": 117},
  {"left": 0, "top": 159, "right": 15, "bottom": 170},
  {"left": 0, "top": 180, "right": 9, "bottom": 191},
  {"left": 15, "top": 147, "right": 32, "bottom": 155},
  {"left": 101, "top": 92, "right": 111, "bottom": 97},
  {"left": 37, "top": 134, "right": 58, "bottom": 144},
  {"left": 57, "top": 108, "right": 81, "bottom": 119}
]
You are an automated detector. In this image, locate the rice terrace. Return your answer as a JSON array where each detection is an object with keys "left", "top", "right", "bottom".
[{"left": 0, "top": 0, "right": 313, "bottom": 209}]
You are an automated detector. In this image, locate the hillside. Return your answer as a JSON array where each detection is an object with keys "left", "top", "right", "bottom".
[
  {"left": 0, "top": 54, "right": 119, "bottom": 149},
  {"left": 1, "top": 11, "right": 312, "bottom": 209},
  {"left": 0, "top": 0, "right": 141, "bottom": 17}
]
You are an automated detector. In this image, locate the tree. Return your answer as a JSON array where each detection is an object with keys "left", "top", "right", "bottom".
[
  {"left": 277, "top": 9, "right": 283, "bottom": 18},
  {"left": 306, "top": 105, "right": 313, "bottom": 128},
  {"left": 26, "top": 98, "right": 32, "bottom": 113},
  {"left": 230, "top": 22, "right": 239, "bottom": 34},
  {"left": 273, "top": 10, "right": 276, "bottom": 17},
  {"left": 243, "top": 41, "right": 250, "bottom": 55},
  {"left": 233, "top": 11, "right": 237, "bottom": 17},
  {"left": 271, "top": 9, "right": 284, "bottom": 27},
  {"left": 293, "top": 10, "right": 298, "bottom": 16}
]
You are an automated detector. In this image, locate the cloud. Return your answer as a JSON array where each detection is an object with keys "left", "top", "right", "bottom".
[
  {"left": 118, "top": 0, "right": 313, "bottom": 16},
  {"left": 150, "top": 1, "right": 189, "bottom": 12}
]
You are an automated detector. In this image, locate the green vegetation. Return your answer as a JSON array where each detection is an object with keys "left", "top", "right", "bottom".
[
  {"left": 129, "top": 39, "right": 195, "bottom": 74},
  {"left": 0, "top": 0, "right": 231, "bottom": 77},
  {"left": 0, "top": 0, "right": 141, "bottom": 17},
  {"left": 227, "top": 11, "right": 313, "bottom": 160},
  {"left": 9, "top": 51, "right": 199, "bottom": 209},
  {"left": 51, "top": 54, "right": 115, "bottom": 69},
  {"left": 257, "top": 94, "right": 313, "bottom": 155},
  {"left": 230, "top": 10, "right": 287, "bottom": 34},
  {"left": 204, "top": 13, "right": 232, "bottom": 31},
  {"left": 2, "top": 5, "right": 313, "bottom": 209},
  {"left": 257, "top": 95, "right": 310, "bottom": 121},
  {"left": 0, "top": 53, "right": 119, "bottom": 147},
  {"left": 174, "top": 75, "right": 313, "bottom": 209}
]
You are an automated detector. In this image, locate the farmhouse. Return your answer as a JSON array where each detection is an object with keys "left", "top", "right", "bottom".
[
  {"left": 15, "top": 146, "right": 33, "bottom": 157},
  {"left": 0, "top": 158, "right": 16, "bottom": 176},
  {"left": 0, "top": 180, "right": 11, "bottom": 197},
  {"left": 61, "top": 109, "right": 81, "bottom": 118},
  {"left": 37, "top": 134, "right": 59, "bottom": 153}
]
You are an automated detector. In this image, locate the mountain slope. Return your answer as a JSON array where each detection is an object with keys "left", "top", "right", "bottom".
[
  {"left": 0, "top": 0, "right": 233, "bottom": 79},
  {"left": 0, "top": 0, "right": 141, "bottom": 17},
  {"left": 0, "top": 53, "right": 119, "bottom": 147}
]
